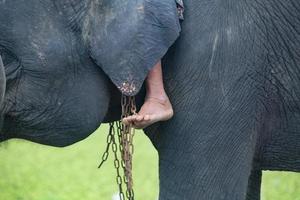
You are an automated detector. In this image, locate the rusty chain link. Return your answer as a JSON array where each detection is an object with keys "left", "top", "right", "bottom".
[{"left": 98, "top": 94, "right": 136, "bottom": 200}]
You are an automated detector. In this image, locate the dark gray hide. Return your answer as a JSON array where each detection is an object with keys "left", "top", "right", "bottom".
[
  {"left": 0, "top": 0, "right": 180, "bottom": 146},
  {"left": 1, "top": 1, "right": 103, "bottom": 146},
  {"left": 144, "top": 0, "right": 300, "bottom": 199},
  {"left": 1, "top": 0, "right": 299, "bottom": 199}
]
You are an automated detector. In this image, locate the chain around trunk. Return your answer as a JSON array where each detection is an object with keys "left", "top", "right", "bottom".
[{"left": 98, "top": 94, "right": 136, "bottom": 200}]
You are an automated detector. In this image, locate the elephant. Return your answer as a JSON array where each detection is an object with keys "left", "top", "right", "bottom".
[{"left": 1, "top": 0, "right": 300, "bottom": 199}]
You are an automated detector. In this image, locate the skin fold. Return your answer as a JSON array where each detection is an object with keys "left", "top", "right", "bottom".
[{"left": 0, "top": 0, "right": 300, "bottom": 199}]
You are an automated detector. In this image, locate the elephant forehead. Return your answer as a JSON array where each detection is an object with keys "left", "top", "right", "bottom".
[{"left": 0, "top": 1, "right": 78, "bottom": 71}]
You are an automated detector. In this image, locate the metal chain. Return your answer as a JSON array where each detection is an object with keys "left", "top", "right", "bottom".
[
  {"left": 98, "top": 94, "right": 136, "bottom": 200},
  {"left": 121, "top": 95, "right": 136, "bottom": 200}
]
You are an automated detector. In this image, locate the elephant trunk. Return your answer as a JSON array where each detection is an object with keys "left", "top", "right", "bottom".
[{"left": 0, "top": 55, "right": 5, "bottom": 130}]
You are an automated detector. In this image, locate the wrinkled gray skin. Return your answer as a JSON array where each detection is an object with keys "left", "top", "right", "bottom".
[
  {"left": 1, "top": 0, "right": 300, "bottom": 200},
  {"left": 0, "top": 0, "right": 179, "bottom": 145}
]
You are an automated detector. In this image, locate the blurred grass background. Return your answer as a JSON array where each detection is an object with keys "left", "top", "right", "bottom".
[{"left": 0, "top": 124, "right": 299, "bottom": 200}]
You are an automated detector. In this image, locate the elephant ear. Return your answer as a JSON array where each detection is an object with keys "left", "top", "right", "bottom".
[{"left": 87, "top": 0, "right": 181, "bottom": 96}]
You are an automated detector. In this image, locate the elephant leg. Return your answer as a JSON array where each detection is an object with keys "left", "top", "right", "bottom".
[
  {"left": 144, "top": 0, "right": 270, "bottom": 198},
  {"left": 145, "top": 71, "right": 263, "bottom": 199},
  {"left": 246, "top": 170, "right": 262, "bottom": 200}
]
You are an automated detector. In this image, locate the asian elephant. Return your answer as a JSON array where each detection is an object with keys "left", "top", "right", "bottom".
[{"left": 0, "top": 0, "right": 300, "bottom": 200}]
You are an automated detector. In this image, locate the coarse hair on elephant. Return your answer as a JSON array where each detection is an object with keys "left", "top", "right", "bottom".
[{"left": 0, "top": 0, "right": 300, "bottom": 200}]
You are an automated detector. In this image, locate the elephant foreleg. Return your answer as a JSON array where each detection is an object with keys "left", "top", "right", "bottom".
[{"left": 146, "top": 74, "right": 262, "bottom": 200}]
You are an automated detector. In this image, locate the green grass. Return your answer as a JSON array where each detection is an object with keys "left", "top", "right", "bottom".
[
  {"left": 0, "top": 125, "right": 299, "bottom": 200},
  {"left": 262, "top": 172, "right": 300, "bottom": 200}
]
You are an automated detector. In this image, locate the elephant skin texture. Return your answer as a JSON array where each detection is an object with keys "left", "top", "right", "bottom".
[
  {"left": 0, "top": 0, "right": 300, "bottom": 200},
  {"left": 0, "top": 0, "right": 179, "bottom": 146}
]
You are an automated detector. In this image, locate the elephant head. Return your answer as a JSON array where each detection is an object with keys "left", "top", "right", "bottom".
[{"left": 0, "top": 0, "right": 181, "bottom": 146}]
